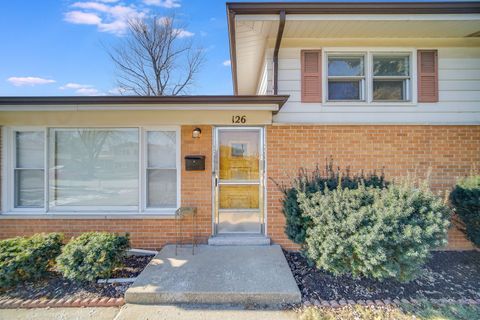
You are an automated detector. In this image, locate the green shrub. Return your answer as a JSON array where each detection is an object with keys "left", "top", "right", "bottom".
[
  {"left": 0, "top": 233, "right": 63, "bottom": 287},
  {"left": 278, "top": 163, "right": 386, "bottom": 245},
  {"left": 450, "top": 174, "right": 480, "bottom": 246},
  {"left": 56, "top": 232, "right": 129, "bottom": 282},
  {"left": 299, "top": 181, "right": 450, "bottom": 282}
]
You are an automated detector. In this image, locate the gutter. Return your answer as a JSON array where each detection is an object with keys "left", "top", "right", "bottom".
[
  {"left": 227, "top": 6, "right": 239, "bottom": 95},
  {"left": 273, "top": 10, "right": 286, "bottom": 95}
]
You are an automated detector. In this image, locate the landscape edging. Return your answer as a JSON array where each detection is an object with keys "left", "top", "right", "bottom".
[{"left": 0, "top": 297, "right": 124, "bottom": 309}]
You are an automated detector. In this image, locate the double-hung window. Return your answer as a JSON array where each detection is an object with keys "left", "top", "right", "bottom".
[
  {"left": 327, "top": 54, "right": 365, "bottom": 101},
  {"left": 7, "top": 127, "right": 180, "bottom": 214},
  {"left": 372, "top": 54, "right": 411, "bottom": 102},
  {"left": 145, "top": 130, "right": 178, "bottom": 209},
  {"left": 324, "top": 51, "right": 412, "bottom": 103},
  {"left": 14, "top": 131, "right": 45, "bottom": 208}
]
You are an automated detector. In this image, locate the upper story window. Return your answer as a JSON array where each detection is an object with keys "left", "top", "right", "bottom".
[
  {"left": 7, "top": 127, "right": 180, "bottom": 214},
  {"left": 323, "top": 51, "right": 412, "bottom": 104},
  {"left": 372, "top": 54, "right": 410, "bottom": 102},
  {"left": 327, "top": 55, "right": 365, "bottom": 101}
]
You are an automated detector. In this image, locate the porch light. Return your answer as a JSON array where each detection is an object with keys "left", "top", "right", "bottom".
[{"left": 192, "top": 127, "right": 202, "bottom": 139}]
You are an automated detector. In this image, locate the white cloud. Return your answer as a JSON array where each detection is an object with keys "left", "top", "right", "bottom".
[
  {"left": 108, "top": 87, "right": 126, "bottom": 95},
  {"left": 59, "top": 82, "right": 92, "bottom": 90},
  {"left": 60, "top": 82, "right": 102, "bottom": 95},
  {"left": 143, "top": 0, "right": 180, "bottom": 8},
  {"left": 64, "top": 11, "right": 102, "bottom": 25},
  {"left": 65, "top": 1, "right": 146, "bottom": 35},
  {"left": 222, "top": 60, "right": 231, "bottom": 66},
  {"left": 76, "top": 88, "right": 101, "bottom": 95},
  {"left": 174, "top": 28, "right": 194, "bottom": 38},
  {"left": 7, "top": 76, "right": 56, "bottom": 86}
]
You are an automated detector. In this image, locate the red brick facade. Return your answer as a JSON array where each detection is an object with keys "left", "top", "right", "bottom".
[
  {"left": 266, "top": 125, "right": 479, "bottom": 250},
  {"left": 0, "top": 125, "right": 478, "bottom": 250}
]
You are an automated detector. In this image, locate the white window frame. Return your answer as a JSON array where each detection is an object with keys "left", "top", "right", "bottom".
[
  {"left": 142, "top": 126, "right": 181, "bottom": 214},
  {"left": 326, "top": 53, "right": 366, "bottom": 102},
  {"left": 2, "top": 126, "right": 181, "bottom": 216},
  {"left": 371, "top": 52, "right": 412, "bottom": 102},
  {"left": 322, "top": 48, "right": 417, "bottom": 106},
  {"left": 5, "top": 127, "right": 47, "bottom": 213}
]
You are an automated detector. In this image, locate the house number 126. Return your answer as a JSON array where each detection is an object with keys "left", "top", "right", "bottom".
[{"left": 232, "top": 115, "right": 247, "bottom": 124}]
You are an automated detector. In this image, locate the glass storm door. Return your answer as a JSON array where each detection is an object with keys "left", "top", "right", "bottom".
[{"left": 213, "top": 127, "right": 264, "bottom": 234}]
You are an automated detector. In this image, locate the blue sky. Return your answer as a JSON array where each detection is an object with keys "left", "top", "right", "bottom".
[
  {"left": 0, "top": 0, "right": 452, "bottom": 96},
  {"left": 0, "top": 0, "right": 234, "bottom": 96}
]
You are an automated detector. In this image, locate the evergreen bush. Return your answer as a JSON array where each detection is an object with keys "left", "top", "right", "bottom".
[
  {"left": 450, "top": 174, "right": 480, "bottom": 246},
  {"left": 56, "top": 232, "right": 129, "bottom": 282},
  {"left": 0, "top": 233, "right": 63, "bottom": 287},
  {"left": 278, "top": 162, "right": 386, "bottom": 245},
  {"left": 299, "top": 181, "right": 451, "bottom": 282}
]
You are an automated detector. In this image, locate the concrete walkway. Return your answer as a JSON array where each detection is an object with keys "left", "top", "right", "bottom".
[
  {"left": 0, "top": 305, "right": 299, "bottom": 320},
  {"left": 114, "top": 304, "right": 298, "bottom": 320},
  {"left": 125, "top": 244, "right": 301, "bottom": 305},
  {"left": 0, "top": 307, "right": 119, "bottom": 320}
]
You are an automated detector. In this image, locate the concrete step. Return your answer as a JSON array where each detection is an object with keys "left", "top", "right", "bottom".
[
  {"left": 125, "top": 245, "right": 301, "bottom": 305},
  {"left": 208, "top": 235, "right": 271, "bottom": 246}
]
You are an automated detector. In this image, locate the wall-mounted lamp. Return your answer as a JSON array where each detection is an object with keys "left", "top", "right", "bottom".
[{"left": 192, "top": 127, "right": 202, "bottom": 139}]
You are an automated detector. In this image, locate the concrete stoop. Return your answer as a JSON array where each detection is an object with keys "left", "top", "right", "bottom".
[
  {"left": 208, "top": 235, "right": 271, "bottom": 246},
  {"left": 125, "top": 245, "right": 301, "bottom": 305}
]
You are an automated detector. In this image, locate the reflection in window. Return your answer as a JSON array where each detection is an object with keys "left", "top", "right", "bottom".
[
  {"left": 372, "top": 55, "right": 410, "bottom": 101},
  {"left": 327, "top": 55, "right": 365, "bottom": 101},
  {"left": 50, "top": 128, "right": 139, "bottom": 208}
]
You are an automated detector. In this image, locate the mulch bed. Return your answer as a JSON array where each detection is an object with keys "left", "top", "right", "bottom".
[
  {"left": 285, "top": 250, "right": 480, "bottom": 303},
  {"left": 0, "top": 255, "right": 152, "bottom": 302}
]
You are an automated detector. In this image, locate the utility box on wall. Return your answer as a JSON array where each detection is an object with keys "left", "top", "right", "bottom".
[{"left": 185, "top": 155, "right": 206, "bottom": 171}]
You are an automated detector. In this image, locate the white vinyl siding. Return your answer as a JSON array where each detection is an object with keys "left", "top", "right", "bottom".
[{"left": 268, "top": 47, "right": 480, "bottom": 124}]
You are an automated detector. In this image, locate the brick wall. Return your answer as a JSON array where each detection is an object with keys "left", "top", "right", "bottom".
[
  {"left": 266, "top": 125, "right": 480, "bottom": 250},
  {"left": 0, "top": 125, "right": 213, "bottom": 250},
  {"left": 1, "top": 124, "right": 478, "bottom": 251}
]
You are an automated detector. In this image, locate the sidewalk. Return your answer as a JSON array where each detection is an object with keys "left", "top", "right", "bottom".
[
  {"left": 0, "top": 305, "right": 297, "bottom": 320},
  {"left": 115, "top": 304, "right": 298, "bottom": 320},
  {"left": 0, "top": 307, "right": 119, "bottom": 320}
]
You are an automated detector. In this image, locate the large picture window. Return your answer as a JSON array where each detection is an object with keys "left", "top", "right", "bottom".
[
  {"left": 49, "top": 128, "right": 139, "bottom": 209},
  {"left": 8, "top": 127, "right": 180, "bottom": 214}
]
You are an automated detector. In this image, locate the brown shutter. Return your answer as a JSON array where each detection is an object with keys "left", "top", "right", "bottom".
[
  {"left": 301, "top": 50, "right": 322, "bottom": 103},
  {"left": 417, "top": 50, "right": 438, "bottom": 102}
]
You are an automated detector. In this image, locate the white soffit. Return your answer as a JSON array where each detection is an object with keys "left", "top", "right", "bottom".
[{"left": 234, "top": 13, "right": 480, "bottom": 94}]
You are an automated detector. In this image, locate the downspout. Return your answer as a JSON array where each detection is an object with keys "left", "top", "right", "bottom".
[{"left": 273, "top": 10, "right": 286, "bottom": 95}]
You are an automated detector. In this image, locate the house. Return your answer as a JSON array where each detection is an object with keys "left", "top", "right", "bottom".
[{"left": 0, "top": 2, "right": 479, "bottom": 250}]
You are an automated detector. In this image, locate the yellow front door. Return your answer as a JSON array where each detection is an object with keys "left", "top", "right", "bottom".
[{"left": 214, "top": 127, "right": 263, "bottom": 234}]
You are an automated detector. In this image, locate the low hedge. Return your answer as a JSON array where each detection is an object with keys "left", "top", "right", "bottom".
[
  {"left": 279, "top": 164, "right": 386, "bottom": 245},
  {"left": 56, "top": 232, "right": 129, "bottom": 282},
  {"left": 0, "top": 233, "right": 63, "bottom": 287},
  {"left": 298, "top": 181, "right": 451, "bottom": 282},
  {"left": 450, "top": 174, "right": 480, "bottom": 246}
]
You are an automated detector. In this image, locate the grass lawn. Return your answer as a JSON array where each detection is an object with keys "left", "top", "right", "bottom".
[{"left": 299, "top": 301, "right": 480, "bottom": 320}]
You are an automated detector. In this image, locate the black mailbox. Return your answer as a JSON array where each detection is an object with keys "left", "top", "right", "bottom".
[{"left": 185, "top": 155, "right": 205, "bottom": 171}]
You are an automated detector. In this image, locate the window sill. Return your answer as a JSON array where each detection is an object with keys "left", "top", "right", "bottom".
[
  {"left": 0, "top": 212, "right": 176, "bottom": 219},
  {"left": 321, "top": 102, "right": 417, "bottom": 107}
]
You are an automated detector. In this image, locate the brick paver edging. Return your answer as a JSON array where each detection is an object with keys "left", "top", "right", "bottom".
[
  {"left": 0, "top": 297, "right": 124, "bottom": 309},
  {"left": 302, "top": 298, "right": 480, "bottom": 309}
]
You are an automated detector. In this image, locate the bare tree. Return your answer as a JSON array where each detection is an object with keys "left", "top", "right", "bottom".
[{"left": 107, "top": 15, "right": 204, "bottom": 96}]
